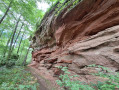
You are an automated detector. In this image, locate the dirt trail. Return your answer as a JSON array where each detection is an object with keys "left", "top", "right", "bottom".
[{"left": 27, "top": 67, "right": 49, "bottom": 90}]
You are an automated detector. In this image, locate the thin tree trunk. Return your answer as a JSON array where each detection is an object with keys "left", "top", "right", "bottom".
[
  {"left": 7, "top": 15, "right": 21, "bottom": 60},
  {"left": 3, "top": 37, "right": 11, "bottom": 57},
  {"left": 0, "top": 1, "right": 12, "bottom": 24},
  {"left": 22, "top": 46, "right": 30, "bottom": 66},
  {"left": 0, "top": 29, "right": 4, "bottom": 38},
  {"left": 17, "top": 30, "right": 25, "bottom": 54},
  {"left": 17, "top": 41, "right": 25, "bottom": 61},
  {"left": 11, "top": 23, "right": 24, "bottom": 51},
  {"left": 3, "top": 30, "right": 13, "bottom": 57}
]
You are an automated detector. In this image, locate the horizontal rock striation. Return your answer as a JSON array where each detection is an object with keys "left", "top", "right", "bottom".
[{"left": 29, "top": 0, "right": 119, "bottom": 84}]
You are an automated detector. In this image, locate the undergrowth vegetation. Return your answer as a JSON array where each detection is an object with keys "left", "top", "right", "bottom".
[
  {"left": 0, "top": 53, "right": 31, "bottom": 68},
  {"left": 0, "top": 55, "right": 17, "bottom": 68},
  {"left": 55, "top": 0, "right": 81, "bottom": 16},
  {"left": 56, "top": 65, "right": 119, "bottom": 90},
  {"left": 0, "top": 66, "right": 39, "bottom": 90}
]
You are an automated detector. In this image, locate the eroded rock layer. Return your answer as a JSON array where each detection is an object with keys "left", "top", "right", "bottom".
[{"left": 29, "top": 0, "right": 119, "bottom": 85}]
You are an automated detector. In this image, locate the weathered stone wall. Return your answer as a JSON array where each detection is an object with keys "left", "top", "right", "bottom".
[{"left": 29, "top": 0, "right": 119, "bottom": 84}]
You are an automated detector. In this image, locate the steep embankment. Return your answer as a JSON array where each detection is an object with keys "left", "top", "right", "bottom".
[{"left": 29, "top": 0, "right": 119, "bottom": 87}]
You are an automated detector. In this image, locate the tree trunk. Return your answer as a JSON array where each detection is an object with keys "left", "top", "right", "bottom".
[
  {"left": 3, "top": 36, "right": 11, "bottom": 57},
  {"left": 3, "top": 40, "right": 10, "bottom": 57},
  {"left": 7, "top": 15, "right": 21, "bottom": 60},
  {"left": 0, "top": 29, "right": 4, "bottom": 38},
  {"left": 22, "top": 46, "right": 30, "bottom": 66},
  {"left": 17, "top": 29, "right": 25, "bottom": 54},
  {"left": 11, "top": 23, "right": 24, "bottom": 51},
  {"left": 0, "top": 1, "right": 12, "bottom": 24},
  {"left": 17, "top": 41, "right": 25, "bottom": 61},
  {"left": 3, "top": 30, "right": 14, "bottom": 57}
]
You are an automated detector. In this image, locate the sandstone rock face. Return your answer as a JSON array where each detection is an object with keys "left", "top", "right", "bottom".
[{"left": 29, "top": 0, "right": 119, "bottom": 84}]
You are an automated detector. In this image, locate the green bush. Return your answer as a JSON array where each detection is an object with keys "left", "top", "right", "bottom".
[
  {"left": 0, "top": 54, "right": 19, "bottom": 68},
  {"left": 89, "top": 65, "right": 119, "bottom": 90},
  {"left": 56, "top": 66, "right": 119, "bottom": 90},
  {"left": 0, "top": 56, "right": 7, "bottom": 67},
  {"left": 6, "top": 59, "right": 16, "bottom": 68},
  {"left": 9, "top": 54, "right": 19, "bottom": 60},
  {"left": 15, "top": 60, "right": 23, "bottom": 66},
  {"left": 56, "top": 66, "right": 94, "bottom": 90}
]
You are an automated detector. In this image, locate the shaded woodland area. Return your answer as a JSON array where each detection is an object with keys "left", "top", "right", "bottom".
[{"left": 0, "top": 0, "right": 45, "bottom": 66}]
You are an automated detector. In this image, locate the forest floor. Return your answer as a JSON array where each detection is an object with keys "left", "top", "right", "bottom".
[{"left": 0, "top": 66, "right": 40, "bottom": 90}]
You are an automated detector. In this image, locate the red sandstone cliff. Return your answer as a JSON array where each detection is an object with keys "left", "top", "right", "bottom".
[{"left": 29, "top": 0, "right": 119, "bottom": 88}]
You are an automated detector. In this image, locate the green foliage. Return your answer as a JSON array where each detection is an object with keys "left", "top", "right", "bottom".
[
  {"left": 56, "top": 66, "right": 95, "bottom": 90},
  {"left": 0, "top": 66, "right": 39, "bottom": 90},
  {"left": 0, "top": 54, "right": 19, "bottom": 68},
  {"left": 56, "top": 66, "right": 119, "bottom": 90},
  {"left": 6, "top": 60, "right": 16, "bottom": 68},
  {"left": 55, "top": 0, "right": 81, "bottom": 16},
  {"left": 0, "top": 0, "right": 46, "bottom": 65},
  {"left": 59, "top": 0, "right": 65, "bottom": 3},
  {"left": 0, "top": 56, "right": 6, "bottom": 66},
  {"left": 89, "top": 64, "right": 119, "bottom": 90}
]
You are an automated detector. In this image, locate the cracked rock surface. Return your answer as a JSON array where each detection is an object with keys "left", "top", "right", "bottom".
[{"left": 29, "top": 0, "right": 119, "bottom": 86}]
